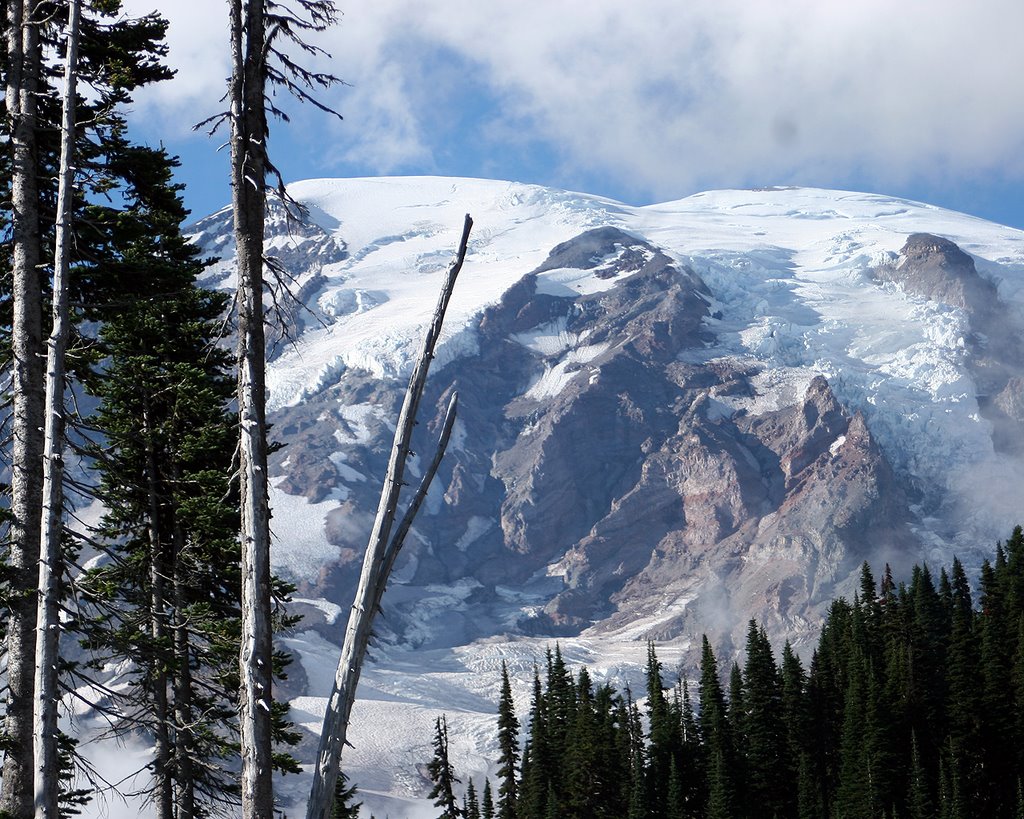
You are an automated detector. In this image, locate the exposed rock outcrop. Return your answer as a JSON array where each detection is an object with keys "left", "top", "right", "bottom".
[
  {"left": 263, "top": 226, "right": 921, "bottom": 656},
  {"left": 876, "top": 233, "right": 1024, "bottom": 455}
]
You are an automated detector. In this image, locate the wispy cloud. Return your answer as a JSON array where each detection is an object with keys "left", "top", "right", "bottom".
[{"left": 122, "top": 0, "right": 1024, "bottom": 202}]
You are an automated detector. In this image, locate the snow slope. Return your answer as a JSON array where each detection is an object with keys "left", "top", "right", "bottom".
[
  {"left": 185, "top": 177, "right": 1024, "bottom": 817},
  {"left": 253, "top": 178, "right": 1024, "bottom": 573}
]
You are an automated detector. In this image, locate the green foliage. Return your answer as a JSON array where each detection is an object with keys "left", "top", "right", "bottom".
[
  {"left": 331, "top": 771, "right": 362, "bottom": 819},
  {"left": 436, "top": 530, "right": 1024, "bottom": 819},
  {"left": 497, "top": 661, "right": 520, "bottom": 818},
  {"left": 427, "top": 715, "right": 461, "bottom": 819}
]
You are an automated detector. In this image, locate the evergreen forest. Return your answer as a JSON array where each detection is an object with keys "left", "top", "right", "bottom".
[{"left": 428, "top": 530, "right": 1024, "bottom": 819}]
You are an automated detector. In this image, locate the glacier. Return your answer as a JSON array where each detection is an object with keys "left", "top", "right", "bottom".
[{"left": 108, "top": 177, "right": 1024, "bottom": 818}]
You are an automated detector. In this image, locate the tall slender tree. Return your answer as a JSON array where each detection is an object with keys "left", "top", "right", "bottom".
[
  {"left": 33, "top": 4, "right": 81, "bottom": 815},
  {"left": 2, "top": 4, "right": 45, "bottom": 812},
  {"left": 213, "top": 1, "right": 340, "bottom": 812},
  {"left": 427, "top": 715, "right": 461, "bottom": 819},
  {"left": 2, "top": 3, "right": 172, "bottom": 814},
  {"left": 497, "top": 661, "right": 520, "bottom": 818}
]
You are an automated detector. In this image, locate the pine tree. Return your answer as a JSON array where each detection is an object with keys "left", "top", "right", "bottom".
[
  {"left": 1, "top": 3, "right": 176, "bottom": 814},
  {"left": 644, "top": 642, "right": 673, "bottom": 819},
  {"left": 834, "top": 649, "right": 878, "bottom": 819},
  {"left": 676, "top": 679, "right": 705, "bottom": 817},
  {"left": 427, "top": 715, "right": 461, "bottom": 819},
  {"left": 517, "top": 667, "right": 549, "bottom": 819},
  {"left": 1, "top": 2, "right": 47, "bottom": 806},
  {"left": 781, "top": 641, "right": 811, "bottom": 817},
  {"left": 76, "top": 153, "right": 233, "bottom": 813},
  {"left": 496, "top": 662, "right": 519, "bottom": 819},
  {"left": 699, "top": 637, "right": 736, "bottom": 819},
  {"left": 331, "top": 772, "right": 362, "bottom": 819},
  {"left": 726, "top": 661, "right": 747, "bottom": 815},
  {"left": 483, "top": 779, "right": 496, "bottom": 819},
  {"left": 465, "top": 779, "right": 480, "bottom": 819},
  {"left": 34, "top": 4, "right": 82, "bottom": 812},
  {"left": 624, "top": 689, "right": 647, "bottom": 819},
  {"left": 945, "top": 557, "right": 984, "bottom": 812},
  {"left": 979, "top": 557, "right": 1016, "bottom": 813},
  {"left": 907, "top": 731, "right": 934, "bottom": 819},
  {"left": 742, "top": 622, "right": 789, "bottom": 819}
]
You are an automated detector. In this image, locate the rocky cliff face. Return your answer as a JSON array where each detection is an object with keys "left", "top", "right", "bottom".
[
  {"left": 262, "top": 224, "right": 921, "bottom": 655},
  {"left": 876, "top": 232, "right": 1024, "bottom": 455},
  {"left": 185, "top": 180, "right": 1024, "bottom": 666}
]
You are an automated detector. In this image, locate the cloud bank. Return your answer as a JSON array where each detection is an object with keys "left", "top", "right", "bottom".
[{"left": 122, "top": 0, "right": 1024, "bottom": 204}]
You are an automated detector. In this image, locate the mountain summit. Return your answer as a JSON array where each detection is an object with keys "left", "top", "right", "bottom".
[{"left": 189, "top": 178, "right": 1024, "bottom": 815}]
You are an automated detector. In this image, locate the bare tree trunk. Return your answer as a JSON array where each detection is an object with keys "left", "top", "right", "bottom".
[
  {"left": 143, "top": 400, "right": 173, "bottom": 819},
  {"left": 229, "top": 1, "right": 274, "bottom": 816},
  {"left": 33, "top": 1, "right": 80, "bottom": 816},
  {"left": 172, "top": 508, "right": 195, "bottom": 819},
  {"left": 306, "top": 216, "right": 472, "bottom": 819},
  {"left": 1, "top": 4, "right": 44, "bottom": 816}
]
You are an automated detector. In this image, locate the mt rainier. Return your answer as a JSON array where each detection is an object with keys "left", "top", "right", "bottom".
[{"left": 186, "top": 177, "right": 1024, "bottom": 817}]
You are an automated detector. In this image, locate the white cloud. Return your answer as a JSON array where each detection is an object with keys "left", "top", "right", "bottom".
[{"left": 120, "top": 0, "right": 1024, "bottom": 201}]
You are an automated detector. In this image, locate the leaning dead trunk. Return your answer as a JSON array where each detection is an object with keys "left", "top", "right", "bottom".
[
  {"left": 306, "top": 215, "right": 472, "bottom": 819},
  {"left": 229, "top": 1, "right": 274, "bottom": 816},
  {"left": 33, "top": 1, "right": 80, "bottom": 815},
  {"left": 1, "top": 3, "right": 44, "bottom": 814}
]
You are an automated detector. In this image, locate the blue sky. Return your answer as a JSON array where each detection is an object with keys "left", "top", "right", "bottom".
[{"left": 123, "top": 0, "right": 1024, "bottom": 230}]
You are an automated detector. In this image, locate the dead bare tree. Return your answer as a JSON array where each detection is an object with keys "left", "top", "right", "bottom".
[
  {"left": 212, "top": 2, "right": 340, "bottom": 814},
  {"left": 305, "top": 215, "right": 473, "bottom": 819},
  {"left": 2, "top": 2, "right": 45, "bottom": 816},
  {"left": 33, "top": 2, "right": 81, "bottom": 815}
]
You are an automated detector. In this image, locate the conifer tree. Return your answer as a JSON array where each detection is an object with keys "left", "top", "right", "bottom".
[
  {"left": 644, "top": 642, "right": 673, "bottom": 818},
  {"left": 76, "top": 141, "right": 302, "bottom": 816},
  {"left": 465, "top": 779, "right": 480, "bottom": 819},
  {"left": 741, "top": 622, "right": 789, "bottom": 819},
  {"left": 624, "top": 689, "right": 647, "bottom": 819},
  {"left": 517, "top": 667, "right": 549, "bottom": 819},
  {"left": 699, "top": 637, "right": 736, "bottom": 819},
  {"left": 676, "top": 679, "right": 705, "bottom": 817},
  {"left": 209, "top": 1, "right": 340, "bottom": 812},
  {"left": 331, "top": 772, "right": 362, "bottom": 819},
  {"left": 979, "top": 557, "right": 1016, "bottom": 812},
  {"left": 427, "top": 715, "right": 461, "bottom": 819},
  {"left": 1, "top": 3, "right": 177, "bottom": 814},
  {"left": 496, "top": 662, "right": 519, "bottom": 819},
  {"left": 908, "top": 731, "right": 934, "bottom": 819},
  {"left": 483, "top": 779, "right": 496, "bottom": 819},
  {"left": 945, "top": 557, "right": 984, "bottom": 811}
]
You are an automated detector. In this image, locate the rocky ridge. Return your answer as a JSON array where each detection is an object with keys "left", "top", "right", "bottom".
[{"left": 185, "top": 180, "right": 1024, "bottom": 663}]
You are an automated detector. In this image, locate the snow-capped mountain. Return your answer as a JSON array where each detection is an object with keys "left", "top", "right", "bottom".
[{"left": 187, "top": 178, "right": 1024, "bottom": 817}]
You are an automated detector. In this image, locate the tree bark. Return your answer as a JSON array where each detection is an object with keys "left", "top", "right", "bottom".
[
  {"left": 1, "top": 1, "right": 43, "bottom": 817},
  {"left": 32, "top": 2, "right": 80, "bottom": 816},
  {"left": 230, "top": 1, "right": 274, "bottom": 816},
  {"left": 306, "top": 216, "right": 472, "bottom": 819},
  {"left": 172, "top": 508, "right": 196, "bottom": 819},
  {"left": 142, "top": 400, "right": 173, "bottom": 819}
]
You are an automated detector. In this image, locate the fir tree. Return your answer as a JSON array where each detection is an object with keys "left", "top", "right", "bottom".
[
  {"left": 483, "top": 779, "right": 496, "bottom": 819},
  {"left": 465, "top": 779, "right": 480, "bottom": 819},
  {"left": 699, "top": 637, "right": 736, "bottom": 819},
  {"left": 331, "top": 772, "right": 362, "bottom": 819},
  {"left": 907, "top": 731, "right": 934, "bottom": 819},
  {"left": 517, "top": 667, "right": 549, "bottom": 819},
  {"left": 742, "top": 622, "right": 789, "bottom": 819},
  {"left": 427, "top": 715, "right": 461, "bottom": 819},
  {"left": 644, "top": 642, "right": 674, "bottom": 819},
  {"left": 496, "top": 662, "right": 519, "bottom": 819}
]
